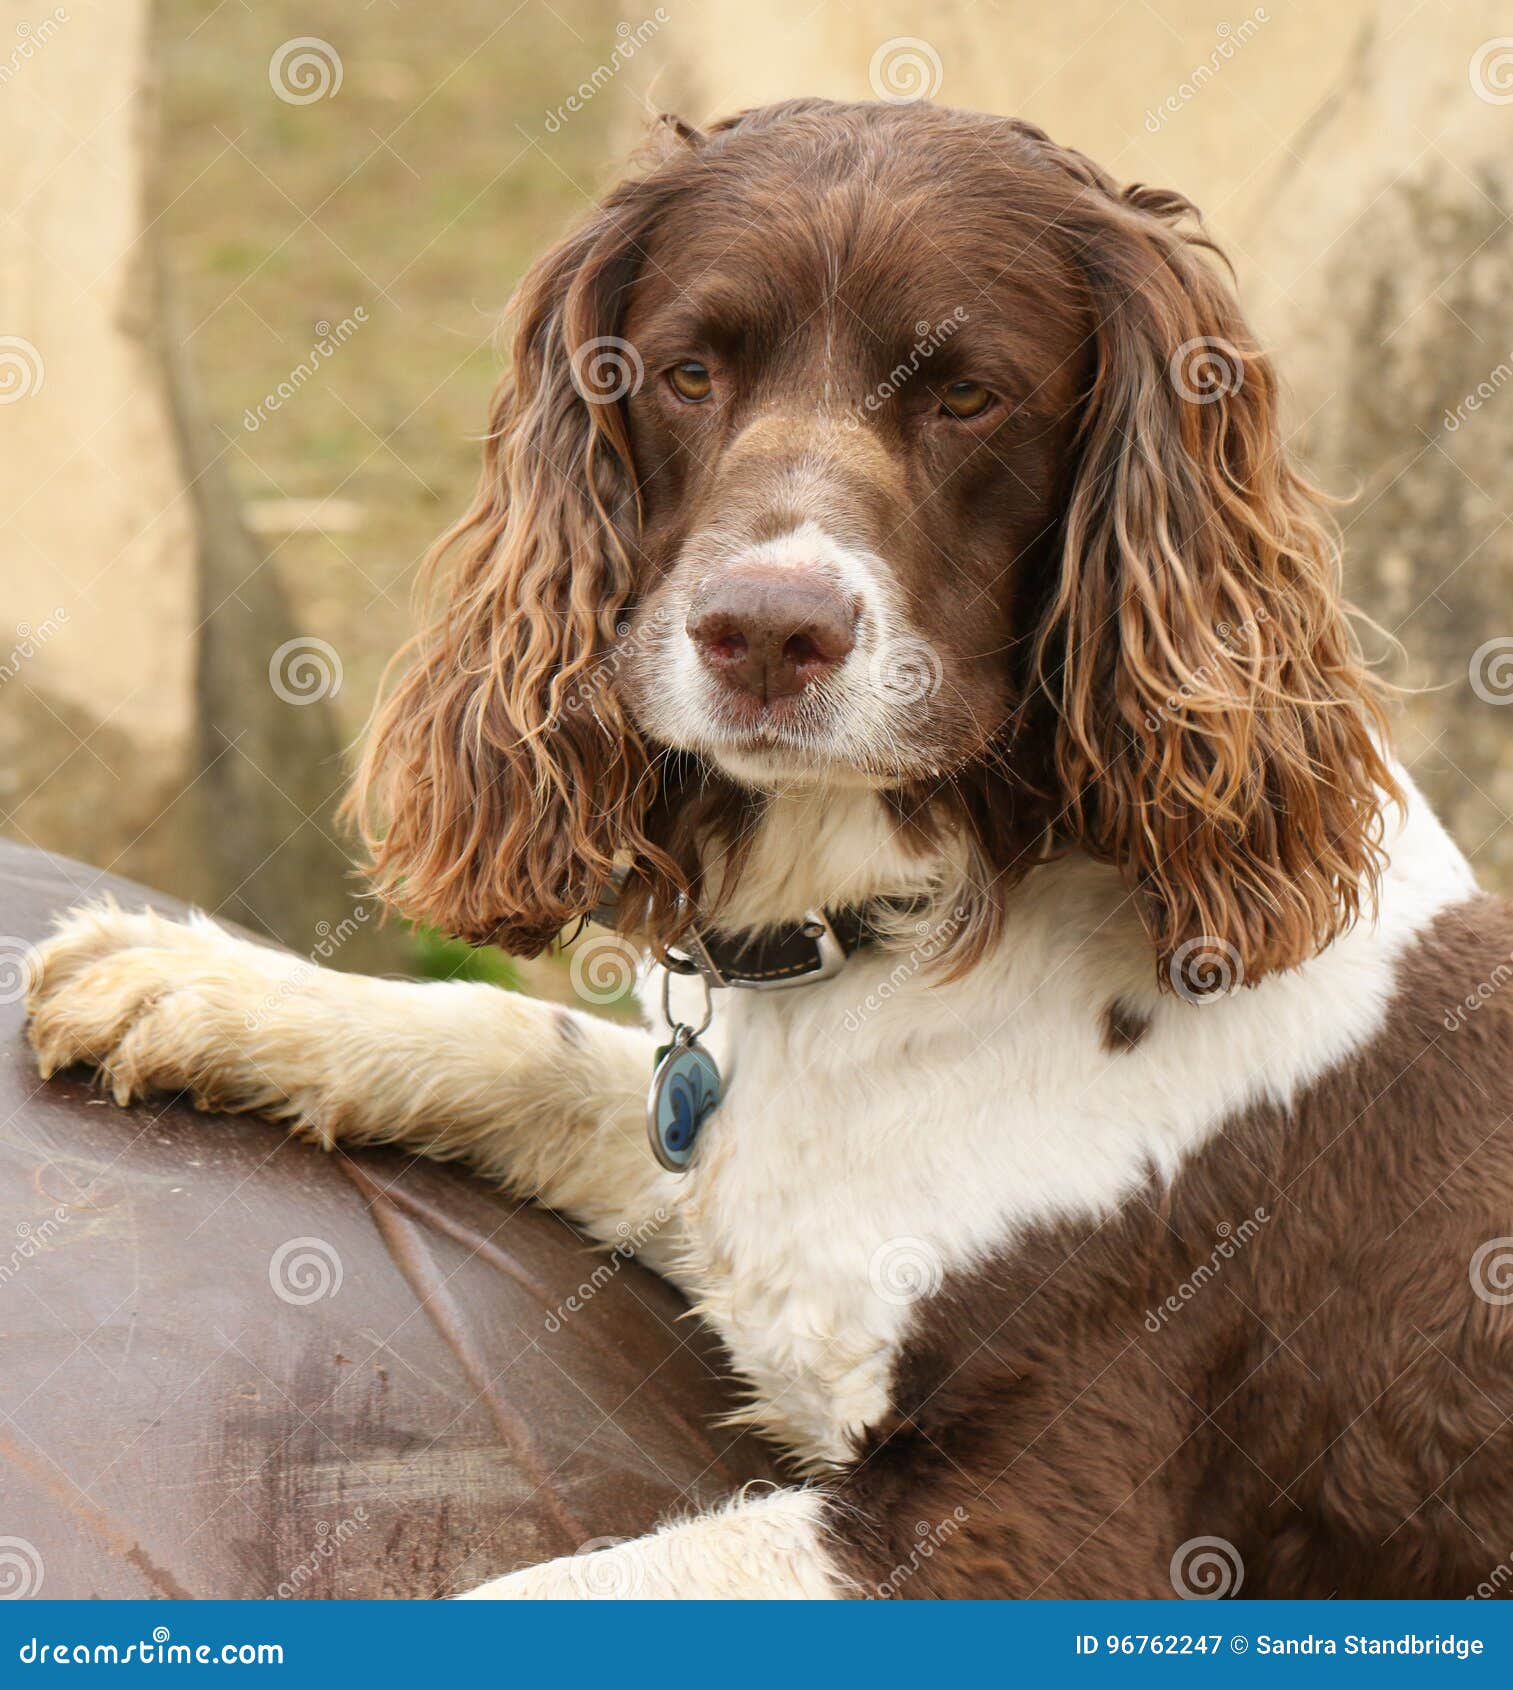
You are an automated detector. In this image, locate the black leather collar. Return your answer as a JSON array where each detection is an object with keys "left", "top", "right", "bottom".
[{"left": 591, "top": 882, "right": 923, "bottom": 990}]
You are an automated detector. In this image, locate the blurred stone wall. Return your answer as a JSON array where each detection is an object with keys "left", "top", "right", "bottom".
[
  {"left": 0, "top": 0, "right": 383, "bottom": 961},
  {"left": 631, "top": 0, "right": 1513, "bottom": 886}
]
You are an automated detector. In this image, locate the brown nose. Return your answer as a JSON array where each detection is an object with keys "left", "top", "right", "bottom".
[{"left": 686, "top": 567, "right": 858, "bottom": 703}]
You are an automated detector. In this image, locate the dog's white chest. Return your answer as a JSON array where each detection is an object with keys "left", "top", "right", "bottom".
[{"left": 649, "top": 794, "right": 1467, "bottom": 1470}]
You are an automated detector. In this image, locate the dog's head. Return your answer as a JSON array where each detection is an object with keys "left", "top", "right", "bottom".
[{"left": 351, "top": 99, "right": 1395, "bottom": 987}]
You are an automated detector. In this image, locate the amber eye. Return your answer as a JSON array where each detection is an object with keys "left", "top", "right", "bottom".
[
  {"left": 668, "top": 361, "right": 713, "bottom": 403},
  {"left": 939, "top": 380, "right": 994, "bottom": 420}
]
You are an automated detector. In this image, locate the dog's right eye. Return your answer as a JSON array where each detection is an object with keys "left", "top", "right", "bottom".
[{"left": 668, "top": 361, "right": 713, "bottom": 403}]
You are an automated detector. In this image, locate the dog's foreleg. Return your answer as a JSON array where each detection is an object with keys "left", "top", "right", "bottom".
[
  {"left": 25, "top": 902, "right": 668, "bottom": 1254},
  {"left": 456, "top": 1488, "right": 852, "bottom": 1599}
]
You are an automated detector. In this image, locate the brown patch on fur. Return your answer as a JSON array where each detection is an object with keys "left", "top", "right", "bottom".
[
  {"left": 554, "top": 1009, "right": 586, "bottom": 1052},
  {"left": 829, "top": 894, "right": 1513, "bottom": 1598},
  {"left": 1099, "top": 999, "right": 1151, "bottom": 1055}
]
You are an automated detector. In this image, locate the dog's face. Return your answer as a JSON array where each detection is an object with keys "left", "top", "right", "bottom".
[
  {"left": 612, "top": 133, "right": 1091, "bottom": 788},
  {"left": 352, "top": 100, "right": 1396, "bottom": 988}
]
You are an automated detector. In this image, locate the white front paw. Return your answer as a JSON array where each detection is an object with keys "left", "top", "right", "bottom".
[{"left": 26, "top": 900, "right": 315, "bottom": 1119}]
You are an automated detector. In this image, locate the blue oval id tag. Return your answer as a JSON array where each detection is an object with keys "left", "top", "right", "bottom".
[{"left": 647, "top": 1030, "right": 721, "bottom": 1171}]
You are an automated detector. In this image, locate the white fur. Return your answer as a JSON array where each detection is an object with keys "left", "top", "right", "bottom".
[
  {"left": 656, "top": 771, "right": 1475, "bottom": 1463},
  {"left": 22, "top": 770, "right": 1476, "bottom": 1595},
  {"left": 627, "top": 506, "right": 949, "bottom": 788},
  {"left": 456, "top": 1488, "right": 847, "bottom": 1599}
]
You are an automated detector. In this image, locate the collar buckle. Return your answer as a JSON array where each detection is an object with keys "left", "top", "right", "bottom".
[{"left": 665, "top": 907, "right": 848, "bottom": 991}]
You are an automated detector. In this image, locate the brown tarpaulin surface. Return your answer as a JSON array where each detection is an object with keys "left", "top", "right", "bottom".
[{"left": 0, "top": 841, "right": 774, "bottom": 1598}]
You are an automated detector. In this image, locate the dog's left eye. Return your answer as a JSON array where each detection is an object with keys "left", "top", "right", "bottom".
[
  {"left": 668, "top": 361, "right": 713, "bottom": 403},
  {"left": 938, "top": 380, "right": 995, "bottom": 420}
]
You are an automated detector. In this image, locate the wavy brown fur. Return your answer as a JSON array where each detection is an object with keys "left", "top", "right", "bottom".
[{"left": 348, "top": 101, "right": 1398, "bottom": 989}]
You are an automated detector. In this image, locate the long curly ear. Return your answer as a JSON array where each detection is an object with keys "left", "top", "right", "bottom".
[
  {"left": 1037, "top": 174, "right": 1399, "bottom": 991},
  {"left": 346, "top": 179, "right": 683, "bottom": 955}
]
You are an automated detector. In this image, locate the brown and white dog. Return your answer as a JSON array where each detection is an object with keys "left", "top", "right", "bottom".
[{"left": 25, "top": 100, "right": 1513, "bottom": 1599}]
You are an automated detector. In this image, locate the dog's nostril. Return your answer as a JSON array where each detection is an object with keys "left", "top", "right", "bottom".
[
  {"left": 706, "top": 630, "right": 747, "bottom": 664},
  {"left": 687, "top": 566, "right": 857, "bottom": 704}
]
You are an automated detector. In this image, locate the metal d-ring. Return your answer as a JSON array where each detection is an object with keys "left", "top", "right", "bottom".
[{"left": 662, "top": 963, "right": 714, "bottom": 1040}]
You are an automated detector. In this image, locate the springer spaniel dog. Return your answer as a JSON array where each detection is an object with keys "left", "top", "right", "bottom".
[{"left": 25, "top": 100, "right": 1513, "bottom": 1600}]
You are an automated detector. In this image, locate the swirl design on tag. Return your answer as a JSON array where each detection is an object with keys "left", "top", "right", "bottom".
[{"left": 647, "top": 1037, "right": 721, "bottom": 1170}]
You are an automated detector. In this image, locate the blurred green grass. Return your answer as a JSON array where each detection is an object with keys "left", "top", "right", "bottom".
[{"left": 157, "top": 0, "right": 635, "bottom": 1008}]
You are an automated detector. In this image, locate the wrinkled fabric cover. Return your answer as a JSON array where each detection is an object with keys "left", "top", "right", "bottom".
[{"left": 0, "top": 841, "right": 774, "bottom": 1598}]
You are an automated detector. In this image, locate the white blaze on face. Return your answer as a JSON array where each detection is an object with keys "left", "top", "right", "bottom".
[{"left": 653, "top": 517, "right": 924, "bottom": 782}]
